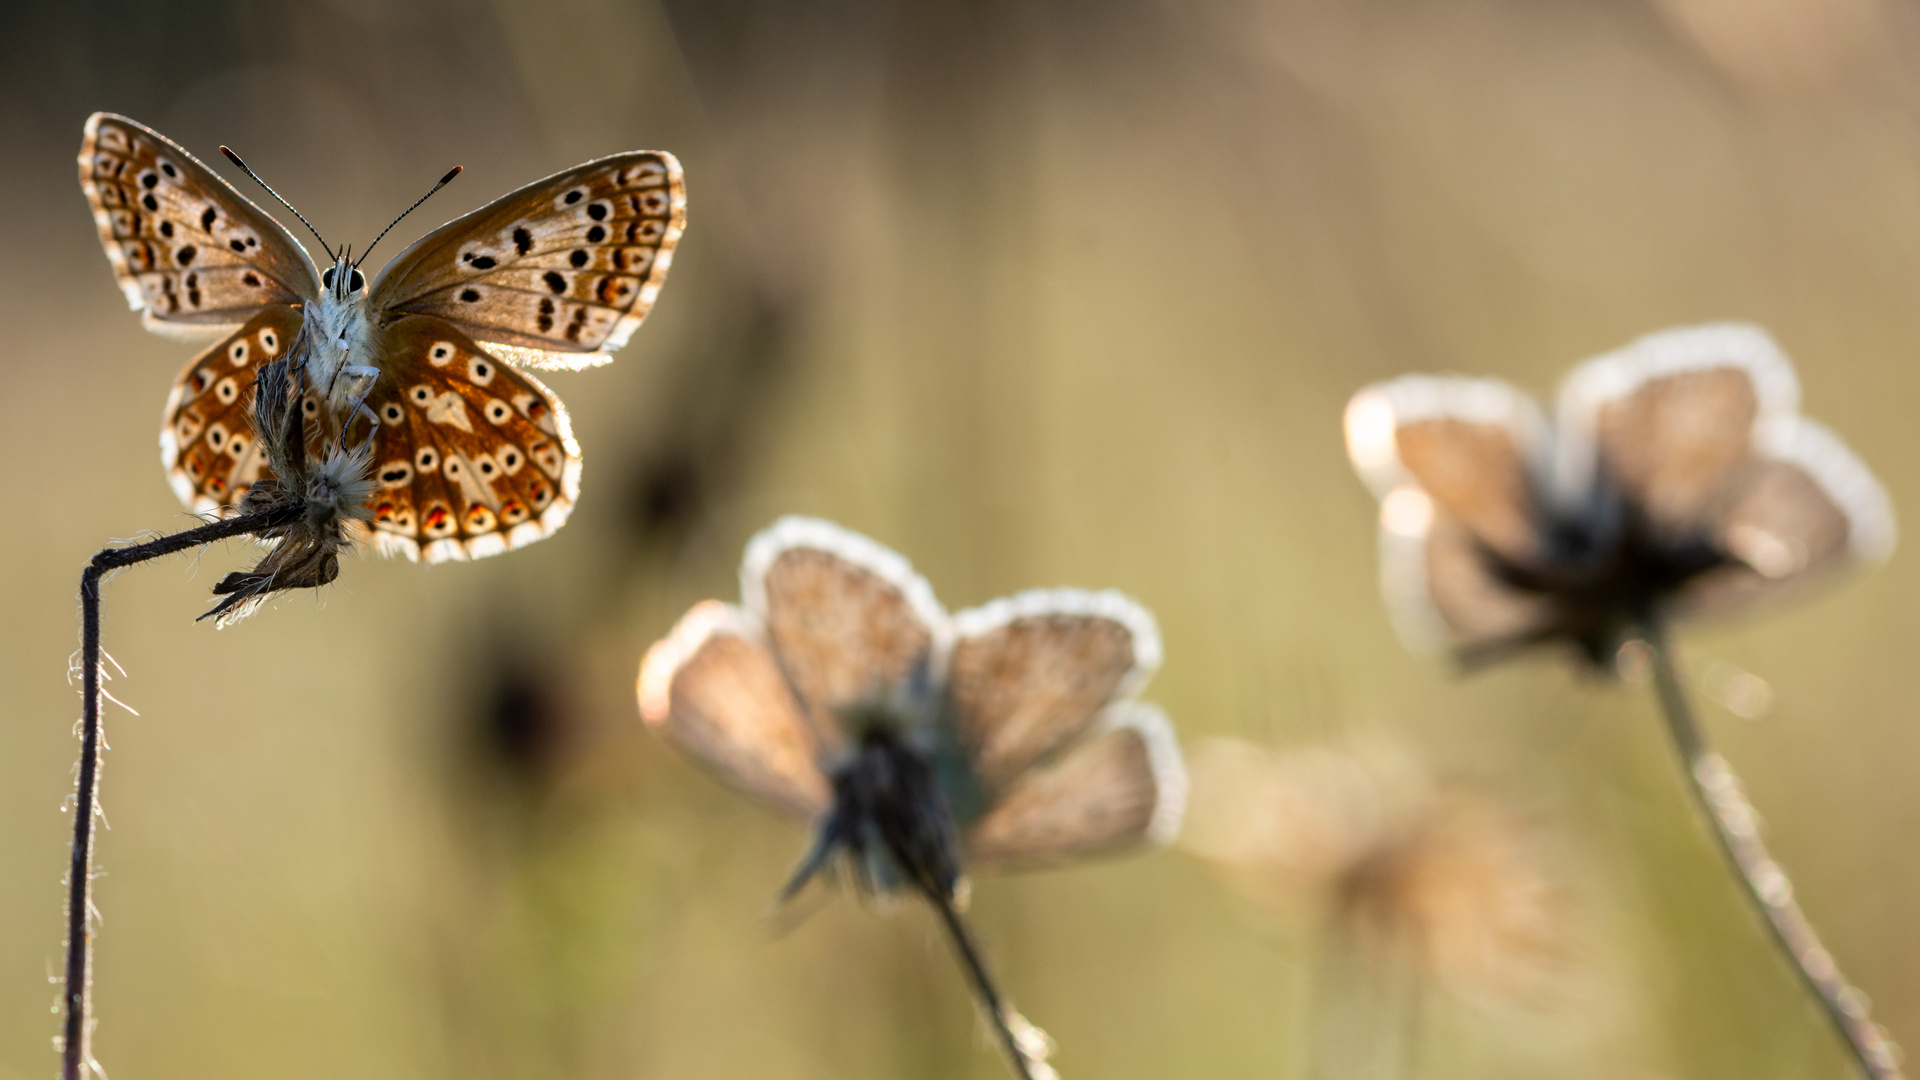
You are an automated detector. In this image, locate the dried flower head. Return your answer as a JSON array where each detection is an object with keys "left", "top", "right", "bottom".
[
  {"left": 200, "top": 355, "right": 373, "bottom": 626},
  {"left": 1345, "top": 324, "right": 1894, "bottom": 666},
  {"left": 1183, "top": 737, "right": 1577, "bottom": 1010}
]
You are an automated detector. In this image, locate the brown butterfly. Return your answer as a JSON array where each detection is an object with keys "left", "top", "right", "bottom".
[
  {"left": 639, "top": 516, "right": 1186, "bottom": 881},
  {"left": 1344, "top": 323, "right": 1895, "bottom": 665},
  {"left": 78, "top": 112, "right": 685, "bottom": 562},
  {"left": 639, "top": 516, "right": 1184, "bottom": 1079}
]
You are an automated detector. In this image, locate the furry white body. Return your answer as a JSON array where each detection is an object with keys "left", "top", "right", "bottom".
[{"left": 301, "top": 254, "right": 381, "bottom": 417}]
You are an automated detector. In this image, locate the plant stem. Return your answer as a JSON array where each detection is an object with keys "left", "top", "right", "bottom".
[
  {"left": 1642, "top": 623, "right": 1903, "bottom": 1080},
  {"left": 63, "top": 507, "right": 300, "bottom": 1080},
  {"left": 925, "top": 889, "right": 1043, "bottom": 1080}
]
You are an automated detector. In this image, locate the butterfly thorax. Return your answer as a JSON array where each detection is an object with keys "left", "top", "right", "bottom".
[
  {"left": 786, "top": 708, "right": 967, "bottom": 904},
  {"left": 301, "top": 254, "right": 377, "bottom": 411},
  {"left": 839, "top": 725, "right": 966, "bottom": 900},
  {"left": 1483, "top": 483, "right": 1730, "bottom": 664}
]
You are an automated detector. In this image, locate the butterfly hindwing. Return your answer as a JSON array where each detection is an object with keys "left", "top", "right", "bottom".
[
  {"left": 369, "top": 152, "right": 685, "bottom": 360},
  {"left": 1679, "top": 415, "right": 1897, "bottom": 617},
  {"left": 965, "top": 702, "right": 1185, "bottom": 868},
  {"left": 80, "top": 113, "right": 317, "bottom": 328},
  {"left": 638, "top": 600, "right": 833, "bottom": 821},
  {"left": 161, "top": 307, "right": 306, "bottom": 514},
  {"left": 354, "top": 319, "right": 580, "bottom": 563}
]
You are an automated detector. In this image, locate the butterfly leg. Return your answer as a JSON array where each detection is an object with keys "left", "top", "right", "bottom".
[{"left": 331, "top": 364, "right": 384, "bottom": 452}]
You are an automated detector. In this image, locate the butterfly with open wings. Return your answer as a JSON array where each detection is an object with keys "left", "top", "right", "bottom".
[
  {"left": 1343, "top": 323, "right": 1895, "bottom": 666},
  {"left": 639, "top": 516, "right": 1187, "bottom": 886},
  {"left": 639, "top": 516, "right": 1186, "bottom": 1079},
  {"left": 78, "top": 112, "right": 685, "bottom": 563}
]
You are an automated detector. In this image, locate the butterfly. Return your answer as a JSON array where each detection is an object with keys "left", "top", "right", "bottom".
[
  {"left": 640, "top": 515, "right": 1186, "bottom": 882},
  {"left": 78, "top": 112, "right": 685, "bottom": 562},
  {"left": 638, "top": 517, "right": 1186, "bottom": 1075},
  {"left": 1343, "top": 323, "right": 1896, "bottom": 665}
]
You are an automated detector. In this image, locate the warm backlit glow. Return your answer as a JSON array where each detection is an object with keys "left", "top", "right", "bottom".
[
  {"left": 1379, "top": 487, "right": 1434, "bottom": 539},
  {"left": 638, "top": 599, "right": 730, "bottom": 723},
  {"left": 1344, "top": 390, "right": 1400, "bottom": 474}
]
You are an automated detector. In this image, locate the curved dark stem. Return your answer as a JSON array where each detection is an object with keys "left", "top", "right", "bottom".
[
  {"left": 1642, "top": 621, "right": 1903, "bottom": 1080},
  {"left": 923, "top": 888, "right": 1041, "bottom": 1080},
  {"left": 63, "top": 506, "right": 301, "bottom": 1080}
]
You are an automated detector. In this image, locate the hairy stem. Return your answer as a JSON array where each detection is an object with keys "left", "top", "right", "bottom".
[
  {"left": 63, "top": 507, "right": 300, "bottom": 1080},
  {"left": 925, "top": 889, "right": 1044, "bottom": 1080},
  {"left": 1643, "top": 624, "right": 1903, "bottom": 1080}
]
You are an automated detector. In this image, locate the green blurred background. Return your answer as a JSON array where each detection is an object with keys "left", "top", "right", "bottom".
[{"left": 4, "top": 0, "right": 1920, "bottom": 1077}]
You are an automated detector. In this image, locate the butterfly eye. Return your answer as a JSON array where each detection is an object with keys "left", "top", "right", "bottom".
[
  {"left": 349, "top": 268, "right": 365, "bottom": 291},
  {"left": 322, "top": 267, "right": 335, "bottom": 289}
]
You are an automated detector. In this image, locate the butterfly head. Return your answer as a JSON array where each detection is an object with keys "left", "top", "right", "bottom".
[{"left": 321, "top": 251, "right": 366, "bottom": 303}]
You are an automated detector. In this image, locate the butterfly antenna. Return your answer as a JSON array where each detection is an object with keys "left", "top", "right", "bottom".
[
  {"left": 355, "top": 165, "right": 462, "bottom": 269},
  {"left": 219, "top": 146, "right": 334, "bottom": 261}
]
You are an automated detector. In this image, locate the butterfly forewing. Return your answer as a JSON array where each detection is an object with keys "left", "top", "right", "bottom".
[
  {"left": 639, "top": 601, "right": 833, "bottom": 821},
  {"left": 370, "top": 152, "right": 684, "bottom": 358},
  {"left": 1345, "top": 376, "right": 1548, "bottom": 564},
  {"left": 741, "top": 518, "right": 950, "bottom": 749},
  {"left": 80, "top": 113, "right": 316, "bottom": 327},
  {"left": 947, "top": 590, "right": 1159, "bottom": 794},
  {"left": 965, "top": 703, "right": 1185, "bottom": 868},
  {"left": 350, "top": 319, "right": 580, "bottom": 563},
  {"left": 1556, "top": 324, "right": 1800, "bottom": 533},
  {"left": 1346, "top": 377, "right": 1560, "bottom": 655},
  {"left": 161, "top": 307, "right": 307, "bottom": 514}
]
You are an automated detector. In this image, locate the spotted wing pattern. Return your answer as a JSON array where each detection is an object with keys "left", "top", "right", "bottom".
[
  {"left": 369, "top": 152, "right": 684, "bottom": 361},
  {"left": 351, "top": 318, "right": 580, "bottom": 563},
  {"left": 79, "top": 113, "right": 317, "bottom": 328},
  {"left": 160, "top": 307, "right": 306, "bottom": 514}
]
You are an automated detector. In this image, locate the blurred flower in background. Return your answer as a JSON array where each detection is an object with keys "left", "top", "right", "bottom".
[
  {"left": 1183, "top": 736, "right": 1600, "bottom": 1076},
  {"left": 1183, "top": 736, "right": 1580, "bottom": 1011}
]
